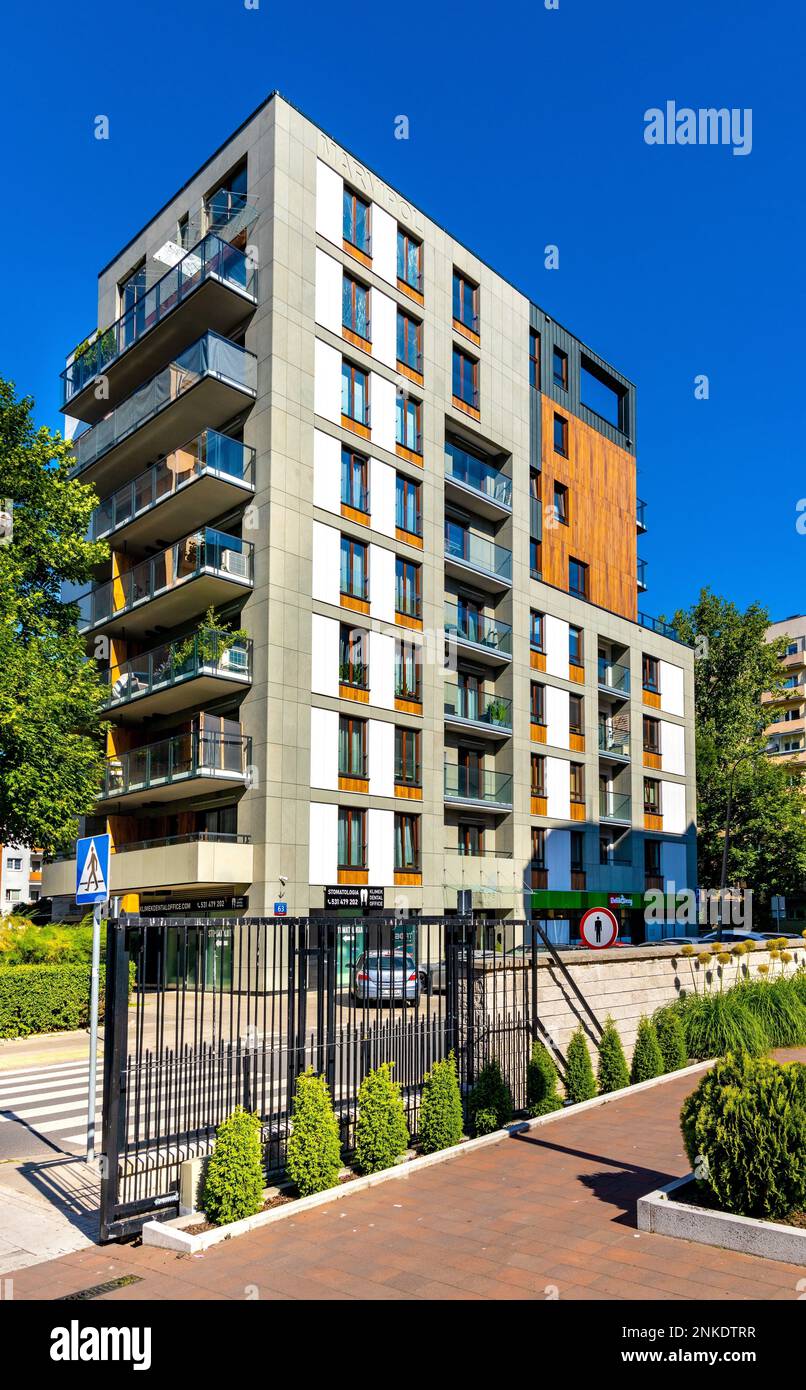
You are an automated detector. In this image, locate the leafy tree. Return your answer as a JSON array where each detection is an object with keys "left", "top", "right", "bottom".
[
  {"left": 526, "top": 1040, "right": 563, "bottom": 1115},
  {"left": 630, "top": 1017, "right": 664, "bottom": 1083},
  {"left": 564, "top": 1028, "right": 597, "bottom": 1103},
  {"left": 0, "top": 379, "right": 107, "bottom": 851},
  {"left": 596, "top": 1017, "right": 630, "bottom": 1093},
  {"left": 202, "top": 1107, "right": 264, "bottom": 1225},
  {"left": 418, "top": 1052, "right": 464, "bottom": 1153},
  {"left": 354, "top": 1062, "right": 409, "bottom": 1173}
]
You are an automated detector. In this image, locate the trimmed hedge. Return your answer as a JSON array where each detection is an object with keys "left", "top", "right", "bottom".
[{"left": 0, "top": 962, "right": 120, "bottom": 1038}]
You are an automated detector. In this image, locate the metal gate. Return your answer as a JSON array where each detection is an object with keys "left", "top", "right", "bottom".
[{"left": 99, "top": 915, "right": 588, "bottom": 1241}]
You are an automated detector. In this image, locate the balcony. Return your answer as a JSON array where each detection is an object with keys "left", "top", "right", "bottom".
[
  {"left": 637, "top": 558, "right": 648, "bottom": 592},
  {"left": 77, "top": 528, "right": 254, "bottom": 638},
  {"left": 444, "top": 684, "right": 512, "bottom": 737},
  {"left": 444, "top": 528, "right": 512, "bottom": 593},
  {"left": 99, "top": 729, "right": 252, "bottom": 809},
  {"left": 62, "top": 235, "right": 258, "bottom": 423},
  {"left": 599, "top": 790, "right": 632, "bottom": 824},
  {"left": 598, "top": 657, "right": 630, "bottom": 696},
  {"left": 444, "top": 601, "right": 512, "bottom": 666},
  {"left": 444, "top": 442, "right": 512, "bottom": 519},
  {"left": 90, "top": 431, "right": 255, "bottom": 548},
  {"left": 444, "top": 764, "right": 513, "bottom": 809},
  {"left": 102, "top": 636, "right": 252, "bottom": 723},
  {"left": 638, "top": 612, "right": 687, "bottom": 643},
  {"left": 42, "top": 833, "right": 253, "bottom": 899},
  {"left": 636, "top": 497, "right": 647, "bottom": 533},
  {"left": 69, "top": 333, "right": 257, "bottom": 495},
  {"left": 598, "top": 720, "right": 630, "bottom": 760}
]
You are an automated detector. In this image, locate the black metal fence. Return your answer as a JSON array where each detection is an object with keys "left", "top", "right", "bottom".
[{"left": 100, "top": 914, "right": 570, "bottom": 1241}]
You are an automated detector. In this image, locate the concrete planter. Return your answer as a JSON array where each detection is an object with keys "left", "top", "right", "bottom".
[{"left": 637, "top": 1174, "right": 806, "bottom": 1265}]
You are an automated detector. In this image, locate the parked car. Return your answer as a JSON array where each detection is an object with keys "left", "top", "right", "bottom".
[
  {"left": 636, "top": 936, "right": 701, "bottom": 947},
  {"left": 754, "top": 931, "right": 806, "bottom": 941},
  {"left": 351, "top": 951, "right": 420, "bottom": 1005},
  {"left": 699, "top": 930, "right": 767, "bottom": 943}
]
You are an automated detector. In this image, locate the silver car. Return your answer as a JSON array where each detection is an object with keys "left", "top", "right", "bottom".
[{"left": 351, "top": 951, "right": 421, "bottom": 1005}]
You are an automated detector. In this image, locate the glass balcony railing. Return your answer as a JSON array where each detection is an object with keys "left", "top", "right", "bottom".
[
  {"left": 101, "top": 729, "right": 252, "bottom": 800},
  {"left": 636, "top": 497, "right": 647, "bottom": 529},
  {"left": 600, "top": 790, "right": 632, "bottom": 822},
  {"left": 444, "top": 528, "right": 512, "bottom": 581},
  {"left": 91, "top": 431, "right": 254, "bottom": 540},
  {"left": 637, "top": 558, "right": 648, "bottom": 589},
  {"left": 70, "top": 333, "right": 257, "bottom": 476},
  {"left": 102, "top": 636, "right": 252, "bottom": 711},
  {"left": 77, "top": 528, "right": 253, "bottom": 632},
  {"left": 598, "top": 657, "right": 630, "bottom": 693},
  {"left": 62, "top": 236, "right": 257, "bottom": 406},
  {"left": 444, "top": 601, "right": 512, "bottom": 656},
  {"left": 598, "top": 721, "right": 630, "bottom": 756},
  {"left": 444, "top": 765, "right": 513, "bottom": 805},
  {"left": 530, "top": 495, "right": 541, "bottom": 540},
  {"left": 444, "top": 685, "right": 513, "bottom": 729},
  {"left": 444, "top": 443, "right": 512, "bottom": 509},
  {"left": 638, "top": 612, "right": 686, "bottom": 643}
]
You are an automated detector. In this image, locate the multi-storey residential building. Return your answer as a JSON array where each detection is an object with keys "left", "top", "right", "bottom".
[
  {"left": 1, "top": 844, "right": 44, "bottom": 912},
  {"left": 764, "top": 615, "right": 806, "bottom": 766},
  {"left": 43, "top": 93, "right": 697, "bottom": 943}
]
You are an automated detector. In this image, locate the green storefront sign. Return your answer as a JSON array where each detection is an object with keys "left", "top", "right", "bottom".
[{"left": 530, "top": 890, "right": 644, "bottom": 912}]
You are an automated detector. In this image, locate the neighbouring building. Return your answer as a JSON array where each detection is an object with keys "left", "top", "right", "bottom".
[
  {"left": 43, "top": 92, "right": 697, "bottom": 943},
  {"left": 763, "top": 613, "right": 806, "bottom": 929},
  {"left": 1, "top": 844, "right": 44, "bottom": 913}
]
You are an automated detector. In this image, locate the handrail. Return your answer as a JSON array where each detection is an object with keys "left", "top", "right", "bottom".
[{"left": 91, "top": 431, "right": 254, "bottom": 540}]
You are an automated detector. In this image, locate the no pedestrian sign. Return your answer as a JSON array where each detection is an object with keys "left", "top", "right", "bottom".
[{"left": 579, "top": 906, "right": 619, "bottom": 950}]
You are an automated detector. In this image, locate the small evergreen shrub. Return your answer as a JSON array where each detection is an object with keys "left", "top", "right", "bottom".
[
  {"left": 630, "top": 1016, "right": 664, "bottom": 1083},
  {"left": 655, "top": 1009, "right": 688, "bottom": 1073},
  {"left": 564, "top": 1028, "right": 597, "bottom": 1103},
  {"left": 681, "top": 1051, "right": 806, "bottom": 1219},
  {"left": 202, "top": 1107, "right": 264, "bottom": 1225},
  {"left": 286, "top": 1068, "right": 342, "bottom": 1196},
  {"left": 526, "top": 1040, "right": 563, "bottom": 1115},
  {"left": 596, "top": 1017, "right": 630, "bottom": 1094},
  {"left": 418, "top": 1052, "right": 464, "bottom": 1153},
  {"left": 467, "top": 1059, "right": 513, "bottom": 1135},
  {"left": 354, "top": 1063, "right": 409, "bottom": 1173}
]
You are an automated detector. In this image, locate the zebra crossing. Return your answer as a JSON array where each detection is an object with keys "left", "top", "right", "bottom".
[{"left": 0, "top": 1058, "right": 102, "bottom": 1149}]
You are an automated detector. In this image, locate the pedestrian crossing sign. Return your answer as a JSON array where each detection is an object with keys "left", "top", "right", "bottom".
[{"left": 75, "top": 834, "right": 111, "bottom": 905}]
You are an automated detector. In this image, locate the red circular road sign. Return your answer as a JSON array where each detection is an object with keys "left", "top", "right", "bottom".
[{"left": 579, "top": 906, "right": 619, "bottom": 950}]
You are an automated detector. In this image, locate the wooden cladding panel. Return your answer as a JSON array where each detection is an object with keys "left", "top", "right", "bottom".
[
  {"left": 530, "top": 796, "right": 548, "bottom": 816},
  {"left": 395, "top": 784, "right": 423, "bottom": 800},
  {"left": 643, "top": 750, "right": 662, "bottom": 770},
  {"left": 340, "top": 684, "right": 369, "bottom": 703},
  {"left": 644, "top": 813, "right": 664, "bottom": 832},
  {"left": 394, "top": 871, "right": 422, "bottom": 886},
  {"left": 643, "top": 690, "right": 662, "bottom": 709},
  {"left": 569, "top": 663, "right": 585, "bottom": 684},
  {"left": 570, "top": 733, "right": 585, "bottom": 753},
  {"left": 570, "top": 802, "right": 585, "bottom": 821},
  {"left": 531, "top": 723, "right": 547, "bottom": 743},
  {"left": 338, "top": 868, "right": 369, "bottom": 884},
  {"left": 530, "top": 650, "right": 547, "bottom": 671}
]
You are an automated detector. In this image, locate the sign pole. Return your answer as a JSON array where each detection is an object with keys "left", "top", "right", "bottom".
[
  {"left": 75, "top": 832, "right": 111, "bottom": 1165},
  {"left": 86, "top": 900, "right": 102, "bottom": 1163}
]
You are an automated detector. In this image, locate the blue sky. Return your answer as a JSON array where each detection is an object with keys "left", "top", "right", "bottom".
[{"left": 1, "top": 0, "right": 802, "bottom": 623}]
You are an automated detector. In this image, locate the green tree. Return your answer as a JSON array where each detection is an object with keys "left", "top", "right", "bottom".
[
  {"left": 526, "top": 1040, "right": 563, "bottom": 1115},
  {"left": 202, "top": 1107, "right": 264, "bottom": 1225},
  {"left": 418, "top": 1052, "right": 464, "bottom": 1153},
  {"left": 286, "top": 1068, "right": 342, "bottom": 1196},
  {"left": 564, "top": 1028, "right": 597, "bottom": 1103},
  {"left": 630, "top": 1016, "right": 665, "bottom": 1083},
  {"left": 596, "top": 1017, "right": 630, "bottom": 1094},
  {"left": 354, "top": 1062, "right": 409, "bottom": 1173},
  {"left": 466, "top": 1059, "right": 513, "bottom": 1135},
  {"left": 655, "top": 1009, "right": 688, "bottom": 1072},
  {"left": 0, "top": 380, "right": 107, "bottom": 851}
]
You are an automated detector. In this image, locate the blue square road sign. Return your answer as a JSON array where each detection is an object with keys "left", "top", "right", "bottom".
[{"left": 75, "top": 834, "right": 111, "bottom": 905}]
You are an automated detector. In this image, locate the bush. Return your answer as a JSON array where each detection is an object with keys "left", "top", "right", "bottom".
[
  {"left": 630, "top": 1016, "right": 664, "bottom": 1083},
  {"left": 0, "top": 962, "right": 115, "bottom": 1038},
  {"left": 736, "top": 978, "right": 806, "bottom": 1048},
  {"left": 526, "top": 1040, "right": 563, "bottom": 1115},
  {"left": 202, "top": 1107, "right": 264, "bottom": 1225},
  {"left": 0, "top": 919, "right": 102, "bottom": 967},
  {"left": 597, "top": 1017, "right": 630, "bottom": 1094},
  {"left": 354, "top": 1063, "right": 409, "bottom": 1173},
  {"left": 565, "top": 1028, "right": 597, "bottom": 1103},
  {"left": 466, "top": 1059, "right": 513, "bottom": 1136},
  {"left": 418, "top": 1052, "right": 464, "bottom": 1153},
  {"left": 681, "top": 1052, "right": 806, "bottom": 1219},
  {"left": 674, "top": 990, "right": 768, "bottom": 1060},
  {"left": 286, "top": 1068, "right": 342, "bottom": 1196},
  {"left": 655, "top": 1009, "right": 688, "bottom": 1072}
]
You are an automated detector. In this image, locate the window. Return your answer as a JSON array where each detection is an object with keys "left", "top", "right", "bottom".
[
  {"left": 570, "top": 762, "right": 585, "bottom": 804},
  {"left": 338, "top": 807, "right": 366, "bottom": 868},
  {"left": 342, "top": 275, "right": 370, "bottom": 339},
  {"left": 531, "top": 827, "right": 546, "bottom": 868},
  {"left": 644, "top": 839, "right": 661, "bottom": 877},
  {"left": 570, "top": 831, "right": 584, "bottom": 872},
  {"left": 396, "top": 474, "right": 421, "bottom": 535},
  {"left": 581, "top": 356, "right": 626, "bottom": 431},
  {"left": 30, "top": 857, "right": 42, "bottom": 873},
  {"left": 396, "top": 392, "right": 422, "bottom": 453},
  {"left": 569, "top": 694, "right": 583, "bottom": 736},
  {"left": 530, "top": 538, "right": 542, "bottom": 578},
  {"left": 453, "top": 270, "right": 479, "bottom": 332},
  {"left": 642, "top": 654, "right": 660, "bottom": 692},
  {"left": 452, "top": 347, "right": 479, "bottom": 409},
  {"left": 343, "top": 187, "right": 371, "bottom": 254},
  {"left": 207, "top": 160, "right": 248, "bottom": 227},
  {"left": 341, "top": 447, "right": 369, "bottom": 512},
  {"left": 553, "top": 413, "right": 569, "bottom": 456},
  {"left": 553, "top": 481, "right": 569, "bottom": 525},
  {"left": 395, "top": 638, "right": 422, "bottom": 701},
  {"left": 339, "top": 624, "right": 369, "bottom": 688},
  {"left": 530, "top": 609, "right": 545, "bottom": 651},
  {"left": 395, "top": 727, "right": 421, "bottom": 786},
  {"left": 568, "top": 558, "right": 588, "bottom": 598},
  {"left": 397, "top": 228, "right": 422, "bottom": 291},
  {"left": 6, "top": 857, "right": 22, "bottom": 871},
  {"left": 553, "top": 346, "right": 568, "bottom": 390},
  {"left": 531, "top": 753, "right": 546, "bottom": 797},
  {"left": 397, "top": 311, "right": 422, "bottom": 373},
  {"left": 643, "top": 715, "right": 660, "bottom": 753},
  {"left": 529, "top": 329, "right": 541, "bottom": 388},
  {"left": 644, "top": 777, "right": 661, "bottom": 814},
  {"left": 396, "top": 558, "right": 421, "bottom": 619},
  {"left": 569, "top": 623, "right": 583, "bottom": 666},
  {"left": 531, "top": 681, "right": 546, "bottom": 725},
  {"left": 341, "top": 360, "right": 369, "bottom": 426},
  {"left": 119, "top": 261, "right": 147, "bottom": 346},
  {"left": 340, "top": 536, "right": 368, "bottom": 600},
  {"left": 338, "top": 715, "right": 367, "bottom": 778},
  {"left": 395, "top": 813, "right": 420, "bottom": 871},
  {"left": 458, "top": 823, "right": 484, "bottom": 857},
  {"left": 5, "top": 888, "right": 21, "bottom": 903}
]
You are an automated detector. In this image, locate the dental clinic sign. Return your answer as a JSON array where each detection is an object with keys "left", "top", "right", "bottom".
[{"left": 644, "top": 101, "right": 752, "bottom": 157}]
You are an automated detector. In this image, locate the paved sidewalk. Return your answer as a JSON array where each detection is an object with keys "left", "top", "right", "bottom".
[
  {"left": 5, "top": 1050, "right": 805, "bottom": 1301},
  {"left": 0, "top": 1157, "right": 99, "bottom": 1276}
]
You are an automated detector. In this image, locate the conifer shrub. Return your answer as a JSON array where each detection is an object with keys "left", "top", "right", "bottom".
[
  {"left": 564, "top": 1028, "right": 597, "bottom": 1103},
  {"left": 630, "top": 1016, "right": 664, "bottom": 1083},
  {"left": 526, "top": 1040, "right": 563, "bottom": 1116},
  {"left": 286, "top": 1067, "right": 342, "bottom": 1196},
  {"left": 466, "top": 1059, "right": 513, "bottom": 1136},
  {"left": 354, "top": 1063, "right": 409, "bottom": 1174},
  {"left": 202, "top": 1107, "right": 264, "bottom": 1225},
  {"left": 655, "top": 1008, "right": 688, "bottom": 1073},
  {"left": 472, "top": 1106, "right": 499, "bottom": 1136},
  {"left": 596, "top": 1016, "right": 630, "bottom": 1094},
  {"left": 418, "top": 1052, "right": 464, "bottom": 1153}
]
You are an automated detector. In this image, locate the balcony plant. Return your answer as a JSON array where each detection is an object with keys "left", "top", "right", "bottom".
[
  {"left": 485, "top": 698, "right": 509, "bottom": 726},
  {"left": 171, "top": 606, "right": 248, "bottom": 673}
]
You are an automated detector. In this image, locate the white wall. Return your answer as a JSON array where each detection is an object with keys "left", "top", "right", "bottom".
[
  {"left": 661, "top": 720, "right": 685, "bottom": 775},
  {"left": 659, "top": 660, "right": 685, "bottom": 717},
  {"left": 311, "top": 614, "right": 339, "bottom": 697},
  {"left": 314, "top": 339, "right": 341, "bottom": 422},
  {"left": 309, "top": 802, "right": 338, "bottom": 884},
  {"left": 544, "top": 615, "right": 569, "bottom": 678},
  {"left": 312, "top": 428, "right": 341, "bottom": 515},
  {"left": 371, "top": 288, "right": 397, "bottom": 369},
  {"left": 369, "top": 542, "right": 395, "bottom": 622},
  {"left": 315, "top": 160, "right": 342, "bottom": 246},
  {"left": 372, "top": 204, "right": 397, "bottom": 286},
  {"left": 546, "top": 827, "right": 571, "bottom": 890},
  {"left": 314, "top": 249, "right": 342, "bottom": 336},
  {"left": 310, "top": 707, "right": 339, "bottom": 790},
  {"left": 311, "top": 521, "right": 340, "bottom": 604},
  {"left": 545, "top": 684, "right": 569, "bottom": 749},
  {"left": 370, "top": 457, "right": 396, "bottom": 538},
  {"left": 368, "top": 720, "right": 395, "bottom": 797},
  {"left": 369, "top": 630, "right": 395, "bottom": 710},
  {"left": 371, "top": 373, "right": 397, "bottom": 452},
  {"left": 661, "top": 779, "right": 687, "bottom": 835},
  {"left": 368, "top": 808, "right": 394, "bottom": 886},
  {"left": 546, "top": 756, "right": 571, "bottom": 820},
  {"left": 660, "top": 840, "right": 688, "bottom": 891}
]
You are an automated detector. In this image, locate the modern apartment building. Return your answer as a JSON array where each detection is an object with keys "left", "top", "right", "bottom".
[
  {"left": 1, "top": 844, "right": 44, "bottom": 912},
  {"left": 43, "top": 93, "right": 697, "bottom": 941},
  {"left": 764, "top": 615, "right": 806, "bottom": 766}
]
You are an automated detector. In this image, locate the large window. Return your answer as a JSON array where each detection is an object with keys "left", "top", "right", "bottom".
[
  {"left": 570, "top": 831, "right": 584, "bottom": 873},
  {"left": 531, "top": 827, "right": 546, "bottom": 868},
  {"left": 553, "top": 346, "right": 568, "bottom": 390},
  {"left": 341, "top": 447, "right": 369, "bottom": 512},
  {"left": 343, "top": 275, "right": 370, "bottom": 339},
  {"left": 453, "top": 347, "right": 479, "bottom": 409},
  {"left": 395, "top": 813, "right": 420, "bottom": 871},
  {"left": 396, "top": 474, "right": 421, "bottom": 535},
  {"left": 119, "top": 260, "right": 147, "bottom": 346},
  {"left": 396, "top": 558, "right": 421, "bottom": 619},
  {"left": 643, "top": 777, "right": 662, "bottom": 814},
  {"left": 397, "top": 229, "right": 422, "bottom": 291},
  {"left": 553, "top": 412, "right": 569, "bottom": 456},
  {"left": 570, "top": 762, "right": 585, "bottom": 804},
  {"left": 643, "top": 715, "right": 660, "bottom": 753},
  {"left": 338, "top": 715, "right": 367, "bottom": 778},
  {"left": 581, "top": 356, "right": 626, "bottom": 431},
  {"left": 644, "top": 838, "right": 661, "bottom": 878},
  {"left": 338, "top": 807, "right": 366, "bottom": 868},
  {"left": 553, "top": 481, "right": 569, "bottom": 526},
  {"left": 396, "top": 392, "right": 422, "bottom": 453},
  {"left": 531, "top": 681, "right": 546, "bottom": 725},
  {"left": 341, "top": 360, "right": 369, "bottom": 426},
  {"left": 395, "top": 727, "right": 421, "bottom": 786},
  {"left": 397, "top": 311, "right": 422, "bottom": 373},
  {"left": 569, "top": 623, "right": 583, "bottom": 665},
  {"left": 453, "top": 270, "right": 479, "bottom": 333},
  {"left": 531, "top": 753, "right": 546, "bottom": 797},
  {"left": 569, "top": 694, "right": 583, "bottom": 736},
  {"left": 569, "top": 557, "right": 588, "bottom": 598},
  {"left": 642, "top": 654, "right": 660, "bottom": 692},
  {"left": 395, "top": 638, "right": 422, "bottom": 701},
  {"left": 343, "top": 188, "right": 371, "bottom": 254},
  {"left": 530, "top": 609, "right": 545, "bottom": 651},
  {"left": 339, "top": 624, "right": 369, "bottom": 688},
  {"left": 458, "top": 823, "right": 484, "bottom": 857},
  {"left": 340, "top": 536, "right": 368, "bottom": 600},
  {"left": 529, "top": 329, "right": 541, "bottom": 388}
]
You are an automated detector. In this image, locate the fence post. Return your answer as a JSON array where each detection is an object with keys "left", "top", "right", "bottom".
[{"left": 99, "top": 917, "right": 130, "bottom": 1242}]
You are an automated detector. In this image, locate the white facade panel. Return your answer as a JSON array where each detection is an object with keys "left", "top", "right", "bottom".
[
  {"left": 370, "top": 373, "right": 397, "bottom": 452},
  {"left": 314, "top": 339, "right": 341, "bottom": 423},
  {"left": 661, "top": 779, "right": 687, "bottom": 835},
  {"left": 659, "top": 660, "right": 685, "bottom": 717},
  {"left": 660, "top": 840, "right": 688, "bottom": 891},
  {"left": 369, "top": 631, "right": 396, "bottom": 710},
  {"left": 371, "top": 287, "right": 397, "bottom": 369},
  {"left": 546, "top": 827, "right": 571, "bottom": 891},
  {"left": 310, "top": 613, "right": 339, "bottom": 697},
  {"left": 661, "top": 720, "right": 686, "bottom": 776},
  {"left": 368, "top": 719, "right": 395, "bottom": 798},
  {"left": 315, "top": 159, "right": 343, "bottom": 246},
  {"left": 371, "top": 204, "right": 397, "bottom": 285},
  {"left": 369, "top": 542, "right": 395, "bottom": 622},
  {"left": 309, "top": 802, "right": 338, "bottom": 884},
  {"left": 311, "top": 521, "right": 340, "bottom": 604},
  {"left": 314, "top": 249, "right": 343, "bottom": 335},
  {"left": 546, "top": 756, "right": 571, "bottom": 820},
  {"left": 310, "top": 707, "right": 339, "bottom": 790},
  {"left": 370, "top": 457, "right": 396, "bottom": 538},
  {"left": 312, "top": 428, "right": 341, "bottom": 516},
  {"left": 368, "top": 808, "right": 394, "bottom": 886},
  {"left": 546, "top": 684, "right": 570, "bottom": 749},
  {"left": 544, "top": 614, "right": 569, "bottom": 678}
]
